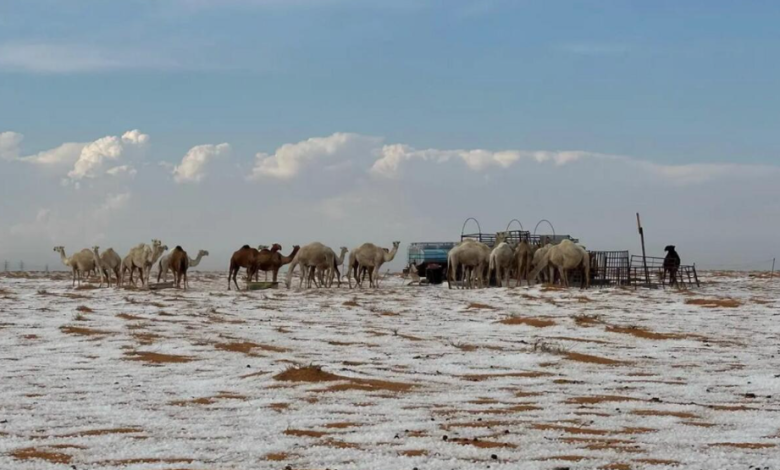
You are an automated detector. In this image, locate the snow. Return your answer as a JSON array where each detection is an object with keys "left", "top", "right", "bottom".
[{"left": 0, "top": 271, "right": 779, "bottom": 469}]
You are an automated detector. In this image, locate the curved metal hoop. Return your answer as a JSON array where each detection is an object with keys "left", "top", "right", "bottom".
[
  {"left": 533, "top": 219, "right": 556, "bottom": 237},
  {"left": 505, "top": 219, "right": 524, "bottom": 233},
  {"left": 461, "top": 217, "right": 482, "bottom": 238}
]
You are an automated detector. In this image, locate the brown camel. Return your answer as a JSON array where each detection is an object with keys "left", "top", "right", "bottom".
[
  {"left": 255, "top": 245, "right": 300, "bottom": 283},
  {"left": 228, "top": 243, "right": 281, "bottom": 290},
  {"left": 169, "top": 246, "right": 189, "bottom": 289}
]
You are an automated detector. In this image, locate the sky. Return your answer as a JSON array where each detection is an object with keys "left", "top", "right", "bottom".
[{"left": 1, "top": 0, "right": 779, "bottom": 271}]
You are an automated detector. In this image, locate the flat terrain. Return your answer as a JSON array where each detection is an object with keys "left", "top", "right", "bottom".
[{"left": 1, "top": 272, "right": 779, "bottom": 470}]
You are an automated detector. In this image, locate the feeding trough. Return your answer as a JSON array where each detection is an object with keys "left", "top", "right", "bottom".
[
  {"left": 148, "top": 282, "right": 174, "bottom": 291},
  {"left": 247, "top": 281, "right": 279, "bottom": 291}
]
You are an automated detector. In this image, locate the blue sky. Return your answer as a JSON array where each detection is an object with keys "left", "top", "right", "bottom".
[{"left": 1, "top": 1, "right": 779, "bottom": 270}]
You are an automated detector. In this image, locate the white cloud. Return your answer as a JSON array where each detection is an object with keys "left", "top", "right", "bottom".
[
  {"left": 0, "top": 131, "right": 23, "bottom": 161},
  {"left": 370, "top": 145, "right": 610, "bottom": 177},
  {"left": 121, "top": 129, "right": 150, "bottom": 145},
  {"left": 67, "top": 130, "right": 149, "bottom": 181},
  {"left": 250, "top": 132, "right": 380, "bottom": 180},
  {"left": 106, "top": 165, "right": 138, "bottom": 178},
  {"left": 22, "top": 142, "right": 86, "bottom": 167},
  {"left": 635, "top": 161, "right": 776, "bottom": 186},
  {"left": 94, "top": 192, "right": 132, "bottom": 221},
  {"left": 6, "top": 130, "right": 149, "bottom": 182},
  {"left": 6, "top": 192, "right": 133, "bottom": 249},
  {"left": 0, "top": 43, "right": 178, "bottom": 74},
  {"left": 368, "top": 141, "right": 780, "bottom": 186},
  {"left": 173, "top": 143, "right": 230, "bottom": 183}
]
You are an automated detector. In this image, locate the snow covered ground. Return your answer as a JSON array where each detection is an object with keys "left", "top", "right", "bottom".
[{"left": 1, "top": 271, "right": 778, "bottom": 470}]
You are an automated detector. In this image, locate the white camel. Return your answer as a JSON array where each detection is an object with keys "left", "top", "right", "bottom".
[
  {"left": 91, "top": 246, "right": 122, "bottom": 288},
  {"left": 514, "top": 240, "right": 535, "bottom": 286},
  {"left": 158, "top": 250, "right": 209, "bottom": 283},
  {"left": 352, "top": 241, "right": 400, "bottom": 288},
  {"left": 527, "top": 240, "right": 589, "bottom": 288},
  {"left": 285, "top": 242, "right": 335, "bottom": 289},
  {"left": 406, "top": 262, "right": 422, "bottom": 286},
  {"left": 447, "top": 239, "right": 490, "bottom": 289},
  {"left": 527, "top": 244, "right": 554, "bottom": 285},
  {"left": 548, "top": 240, "right": 590, "bottom": 288},
  {"left": 123, "top": 240, "right": 166, "bottom": 287},
  {"left": 54, "top": 246, "right": 96, "bottom": 287},
  {"left": 315, "top": 246, "right": 348, "bottom": 287},
  {"left": 489, "top": 241, "right": 515, "bottom": 287}
]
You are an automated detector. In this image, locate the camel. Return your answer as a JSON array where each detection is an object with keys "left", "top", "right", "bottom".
[
  {"left": 549, "top": 240, "right": 590, "bottom": 288},
  {"left": 122, "top": 240, "right": 156, "bottom": 286},
  {"left": 54, "top": 246, "right": 96, "bottom": 287},
  {"left": 158, "top": 250, "right": 209, "bottom": 283},
  {"left": 489, "top": 241, "right": 515, "bottom": 287},
  {"left": 351, "top": 241, "right": 400, "bottom": 288},
  {"left": 528, "top": 240, "right": 589, "bottom": 288},
  {"left": 91, "top": 246, "right": 122, "bottom": 288},
  {"left": 447, "top": 239, "right": 490, "bottom": 289},
  {"left": 254, "top": 245, "right": 298, "bottom": 283},
  {"left": 168, "top": 246, "right": 189, "bottom": 289},
  {"left": 527, "top": 244, "right": 554, "bottom": 285},
  {"left": 406, "top": 262, "right": 422, "bottom": 286},
  {"left": 123, "top": 240, "right": 166, "bottom": 287},
  {"left": 345, "top": 249, "right": 361, "bottom": 287},
  {"left": 285, "top": 242, "right": 335, "bottom": 289},
  {"left": 228, "top": 243, "right": 281, "bottom": 290},
  {"left": 331, "top": 246, "right": 349, "bottom": 287},
  {"left": 309, "top": 246, "right": 348, "bottom": 287},
  {"left": 514, "top": 240, "right": 535, "bottom": 286}
]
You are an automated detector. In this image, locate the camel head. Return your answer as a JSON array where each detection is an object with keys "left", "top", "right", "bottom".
[
  {"left": 198, "top": 250, "right": 210, "bottom": 257},
  {"left": 340, "top": 247, "right": 348, "bottom": 255},
  {"left": 258, "top": 245, "right": 269, "bottom": 251},
  {"left": 151, "top": 239, "right": 162, "bottom": 247},
  {"left": 92, "top": 246, "right": 100, "bottom": 253},
  {"left": 270, "top": 243, "right": 282, "bottom": 252},
  {"left": 53, "top": 246, "right": 64, "bottom": 253}
]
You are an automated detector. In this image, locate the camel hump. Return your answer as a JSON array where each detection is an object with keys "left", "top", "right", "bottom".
[
  {"left": 175, "top": 246, "right": 183, "bottom": 251},
  {"left": 241, "top": 244, "right": 250, "bottom": 250}
]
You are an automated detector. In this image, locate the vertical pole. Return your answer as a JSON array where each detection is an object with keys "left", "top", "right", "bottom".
[
  {"left": 637, "top": 213, "right": 650, "bottom": 287},
  {"left": 771, "top": 258, "right": 776, "bottom": 280},
  {"left": 3, "top": 261, "right": 7, "bottom": 272}
]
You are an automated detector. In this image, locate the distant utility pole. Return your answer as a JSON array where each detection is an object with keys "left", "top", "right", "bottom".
[
  {"left": 771, "top": 258, "right": 776, "bottom": 280},
  {"left": 636, "top": 213, "right": 650, "bottom": 287},
  {"left": 19, "top": 261, "right": 24, "bottom": 272}
]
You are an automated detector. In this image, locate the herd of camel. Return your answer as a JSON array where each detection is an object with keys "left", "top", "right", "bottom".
[
  {"left": 53, "top": 242, "right": 208, "bottom": 289},
  {"left": 448, "top": 234, "right": 590, "bottom": 289},
  {"left": 50, "top": 240, "right": 401, "bottom": 290},
  {"left": 51, "top": 233, "right": 589, "bottom": 291}
]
